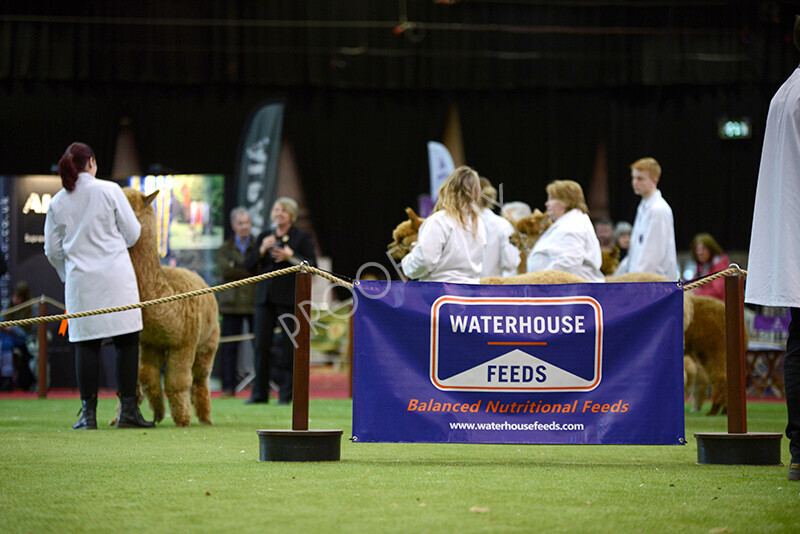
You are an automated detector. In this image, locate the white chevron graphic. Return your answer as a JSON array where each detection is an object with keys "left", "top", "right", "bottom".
[{"left": 433, "top": 349, "right": 599, "bottom": 391}]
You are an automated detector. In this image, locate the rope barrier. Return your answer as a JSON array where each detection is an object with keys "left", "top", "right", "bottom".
[
  {"left": 681, "top": 264, "right": 746, "bottom": 292},
  {"left": 0, "top": 259, "right": 746, "bottom": 329},
  {"left": 0, "top": 264, "right": 354, "bottom": 329},
  {"left": 0, "top": 295, "right": 65, "bottom": 319}
]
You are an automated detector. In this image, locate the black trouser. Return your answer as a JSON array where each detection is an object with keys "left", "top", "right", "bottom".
[
  {"left": 252, "top": 303, "right": 293, "bottom": 403},
  {"left": 220, "top": 313, "right": 253, "bottom": 392},
  {"left": 787, "top": 308, "right": 800, "bottom": 461},
  {"left": 74, "top": 331, "right": 139, "bottom": 399}
]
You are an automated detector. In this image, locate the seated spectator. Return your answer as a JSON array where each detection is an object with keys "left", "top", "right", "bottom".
[
  {"left": 1, "top": 281, "right": 36, "bottom": 391},
  {"left": 689, "top": 232, "right": 730, "bottom": 301},
  {"left": 402, "top": 166, "right": 486, "bottom": 283},
  {"left": 527, "top": 180, "right": 604, "bottom": 282},
  {"left": 479, "top": 177, "right": 520, "bottom": 278},
  {"left": 594, "top": 218, "right": 615, "bottom": 249},
  {"left": 614, "top": 221, "right": 632, "bottom": 262},
  {"left": 0, "top": 325, "right": 27, "bottom": 391}
]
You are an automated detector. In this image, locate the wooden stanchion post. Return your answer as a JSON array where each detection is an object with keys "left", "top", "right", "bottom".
[
  {"left": 724, "top": 274, "right": 747, "bottom": 433},
  {"left": 292, "top": 271, "right": 311, "bottom": 431},
  {"left": 256, "top": 267, "right": 343, "bottom": 461},
  {"left": 693, "top": 269, "right": 782, "bottom": 465},
  {"left": 37, "top": 297, "right": 47, "bottom": 399}
]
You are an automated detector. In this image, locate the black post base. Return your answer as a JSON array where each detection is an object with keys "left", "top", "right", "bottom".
[
  {"left": 694, "top": 432, "right": 783, "bottom": 465},
  {"left": 257, "top": 429, "right": 343, "bottom": 462}
]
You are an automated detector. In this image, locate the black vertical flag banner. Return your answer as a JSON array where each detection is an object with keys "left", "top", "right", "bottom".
[{"left": 233, "top": 100, "right": 285, "bottom": 235}]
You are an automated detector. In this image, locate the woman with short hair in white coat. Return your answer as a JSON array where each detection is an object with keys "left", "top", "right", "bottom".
[
  {"left": 401, "top": 166, "right": 486, "bottom": 283},
  {"left": 526, "top": 180, "right": 604, "bottom": 282},
  {"left": 44, "top": 142, "right": 154, "bottom": 430}
]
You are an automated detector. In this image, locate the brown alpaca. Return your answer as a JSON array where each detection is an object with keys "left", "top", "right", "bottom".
[
  {"left": 684, "top": 353, "right": 711, "bottom": 413},
  {"left": 607, "top": 272, "right": 731, "bottom": 415},
  {"left": 682, "top": 294, "right": 734, "bottom": 415},
  {"left": 388, "top": 207, "right": 424, "bottom": 260},
  {"left": 600, "top": 247, "right": 620, "bottom": 276},
  {"left": 510, "top": 209, "right": 551, "bottom": 274},
  {"left": 481, "top": 270, "right": 588, "bottom": 285},
  {"left": 123, "top": 188, "right": 220, "bottom": 426}
]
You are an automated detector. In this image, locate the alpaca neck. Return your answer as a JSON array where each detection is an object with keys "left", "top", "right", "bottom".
[{"left": 128, "top": 240, "right": 173, "bottom": 302}]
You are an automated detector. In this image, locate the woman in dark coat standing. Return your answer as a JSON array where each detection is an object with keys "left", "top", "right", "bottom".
[{"left": 244, "top": 197, "right": 316, "bottom": 404}]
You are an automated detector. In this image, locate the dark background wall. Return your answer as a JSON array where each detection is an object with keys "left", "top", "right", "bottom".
[{"left": 1, "top": 1, "right": 798, "bottom": 280}]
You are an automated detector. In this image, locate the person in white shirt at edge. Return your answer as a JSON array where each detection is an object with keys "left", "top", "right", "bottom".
[
  {"left": 746, "top": 16, "right": 800, "bottom": 483},
  {"left": 402, "top": 166, "right": 487, "bottom": 283},
  {"left": 44, "top": 142, "right": 154, "bottom": 431},
  {"left": 526, "top": 180, "right": 604, "bottom": 282},
  {"left": 613, "top": 157, "right": 678, "bottom": 280},
  {"left": 478, "top": 177, "right": 520, "bottom": 278}
]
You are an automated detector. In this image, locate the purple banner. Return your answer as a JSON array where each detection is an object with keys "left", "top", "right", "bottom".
[
  {"left": 753, "top": 312, "right": 790, "bottom": 334},
  {"left": 352, "top": 280, "right": 685, "bottom": 445}
]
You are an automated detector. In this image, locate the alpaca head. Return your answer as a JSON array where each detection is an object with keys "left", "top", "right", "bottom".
[
  {"left": 388, "top": 207, "right": 424, "bottom": 260},
  {"left": 511, "top": 208, "right": 552, "bottom": 252},
  {"left": 600, "top": 246, "right": 620, "bottom": 276},
  {"left": 122, "top": 188, "right": 159, "bottom": 252}
]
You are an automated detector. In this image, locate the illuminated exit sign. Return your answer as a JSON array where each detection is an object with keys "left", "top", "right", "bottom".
[{"left": 718, "top": 118, "right": 752, "bottom": 139}]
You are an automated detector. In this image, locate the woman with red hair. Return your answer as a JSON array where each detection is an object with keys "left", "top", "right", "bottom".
[
  {"left": 689, "top": 233, "right": 729, "bottom": 301},
  {"left": 44, "top": 142, "right": 153, "bottom": 430}
]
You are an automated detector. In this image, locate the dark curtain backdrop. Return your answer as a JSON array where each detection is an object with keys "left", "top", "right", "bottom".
[
  {"left": 0, "top": 80, "right": 775, "bottom": 279},
  {"left": 1, "top": 1, "right": 798, "bottom": 279},
  {"left": 3, "top": 2, "right": 792, "bottom": 89},
  {"left": 457, "top": 83, "right": 771, "bottom": 257},
  {"left": 283, "top": 90, "right": 448, "bottom": 280}
]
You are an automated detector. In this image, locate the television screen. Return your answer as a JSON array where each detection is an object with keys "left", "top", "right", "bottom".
[{"left": 128, "top": 174, "right": 224, "bottom": 285}]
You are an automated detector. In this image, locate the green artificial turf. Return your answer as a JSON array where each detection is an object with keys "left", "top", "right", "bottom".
[{"left": 0, "top": 398, "right": 796, "bottom": 533}]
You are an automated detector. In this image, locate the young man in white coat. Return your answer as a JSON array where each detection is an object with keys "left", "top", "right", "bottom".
[
  {"left": 746, "top": 16, "right": 800, "bottom": 482},
  {"left": 614, "top": 157, "right": 678, "bottom": 280}
]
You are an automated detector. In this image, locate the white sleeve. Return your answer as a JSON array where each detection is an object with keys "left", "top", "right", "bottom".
[
  {"left": 44, "top": 209, "right": 67, "bottom": 282},
  {"left": 615, "top": 256, "right": 630, "bottom": 275},
  {"left": 401, "top": 218, "right": 446, "bottom": 280},
  {"left": 498, "top": 219, "right": 520, "bottom": 271},
  {"left": 500, "top": 240, "right": 521, "bottom": 272},
  {"left": 544, "top": 230, "right": 585, "bottom": 272},
  {"left": 401, "top": 244, "right": 429, "bottom": 280},
  {"left": 112, "top": 186, "right": 141, "bottom": 247}
]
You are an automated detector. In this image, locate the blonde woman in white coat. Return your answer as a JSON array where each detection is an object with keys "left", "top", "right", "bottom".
[
  {"left": 44, "top": 142, "right": 153, "bottom": 430},
  {"left": 526, "top": 180, "right": 604, "bottom": 282},
  {"left": 402, "top": 166, "right": 486, "bottom": 284}
]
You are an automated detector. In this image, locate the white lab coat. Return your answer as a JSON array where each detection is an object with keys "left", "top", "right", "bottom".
[
  {"left": 746, "top": 68, "right": 800, "bottom": 307},
  {"left": 526, "top": 209, "right": 604, "bottom": 282},
  {"left": 480, "top": 208, "right": 520, "bottom": 278},
  {"left": 401, "top": 210, "right": 486, "bottom": 284},
  {"left": 44, "top": 173, "right": 143, "bottom": 342},
  {"left": 614, "top": 189, "right": 678, "bottom": 280}
]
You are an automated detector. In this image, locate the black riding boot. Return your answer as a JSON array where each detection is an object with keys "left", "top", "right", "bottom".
[
  {"left": 72, "top": 397, "right": 97, "bottom": 430},
  {"left": 116, "top": 395, "right": 155, "bottom": 428}
]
